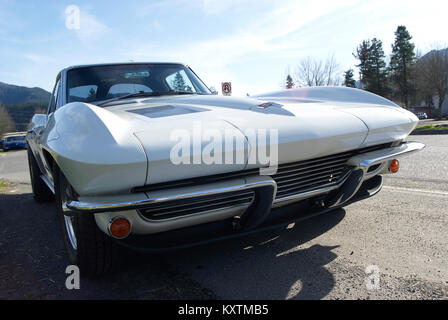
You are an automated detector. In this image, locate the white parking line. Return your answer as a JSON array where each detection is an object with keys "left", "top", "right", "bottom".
[{"left": 383, "top": 185, "right": 448, "bottom": 196}]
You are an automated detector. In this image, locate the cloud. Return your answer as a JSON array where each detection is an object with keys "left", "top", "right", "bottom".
[
  {"left": 23, "top": 54, "right": 44, "bottom": 63},
  {"left": 198, "top": 0, "right": 251, "bottom": 15},
  {"left": 136, "top": 0, "right": 179, "bottom": 17},
  {"left": 153, "top": 19, "right": 162, "bottom": 31},
  {"left": 4, "top": 0, "right": 446, "bottom": 97},
  {"left": 64, "top": 7, "right": 109, "bottom": 44},
  {"left": 123, "top": 0, "right": 358, "bottom": 95}
]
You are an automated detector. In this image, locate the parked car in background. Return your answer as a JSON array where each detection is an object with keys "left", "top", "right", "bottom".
[
  {"left": 0, "top": 134, "right": 27, "bottom": 151},
  {"left": 417, "top": 112, "right": 428, "bottom": 119},
  {"left": 26, "top": 62, "right": 424, "bottom": 277}
]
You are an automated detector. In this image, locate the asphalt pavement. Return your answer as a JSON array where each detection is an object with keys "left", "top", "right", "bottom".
[
  {"left": 0, "top": 135, "right": 447, "bottom": 299},
  {"left": 0, "top": 149, "right": 29, "bottom": 184}
]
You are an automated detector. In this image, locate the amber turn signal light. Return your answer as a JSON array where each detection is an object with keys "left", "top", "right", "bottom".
[
  {"left": 389, "top": 159, "right": 399, "bottom": 173},
  {"left": 109, "top": 217, "right": 131, "bottom": 239}
]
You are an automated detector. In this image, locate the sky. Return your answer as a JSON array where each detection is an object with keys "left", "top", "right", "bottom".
[{"left": 0, "top": 0, "right": 447, "bottom": 97}]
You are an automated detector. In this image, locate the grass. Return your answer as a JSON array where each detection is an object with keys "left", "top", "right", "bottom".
[
  {"left": 0, "top": 179, "right": 9, "bottom": 193},
  {"left": 414, "top": 124, "right": 448, "bottom": 131}
]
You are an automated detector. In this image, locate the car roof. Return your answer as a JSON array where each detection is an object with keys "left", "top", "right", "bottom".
[{"left": 60, "top": 62, "right": 187, "bottom": 73}]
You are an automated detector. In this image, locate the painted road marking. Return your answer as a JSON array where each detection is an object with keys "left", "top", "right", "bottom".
[{"left": 383, "top": 185, "right": 448, "bottom": 196}]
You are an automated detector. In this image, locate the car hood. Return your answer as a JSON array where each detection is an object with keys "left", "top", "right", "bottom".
[{"left": 100, "top": 94, "right": 417, "bottom": 185}]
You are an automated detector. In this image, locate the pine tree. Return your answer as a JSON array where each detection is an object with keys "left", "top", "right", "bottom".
[
  {"left": 343, "top": 69, "right": 356, "bottom": 87},
  {"left": 87, "top": 88, "right": 96, "bottom": 100},
  {"left": 390, "top": 25, "right": 415, "bottom": 108},
  {"left": 354, "top": 38, "right": 388, "bottom": 96},
  {"left": 171, "top": 72, "right": 187, "bottom": 91},
  {"left": 354, "top": 40, "right": 370, "bottom": 87},
  {"left": 286, "top": 74, "right": 294, "bottom": 89},
  {"left": 367, "top": 38, "right": 388, "bottom": 95}
]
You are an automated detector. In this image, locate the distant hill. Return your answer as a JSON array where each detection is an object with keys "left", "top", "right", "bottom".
[
  {"left": 421, "top": 47, "right": 448, "bottom": 58},
  {"left": 0, "top": 82, "right": 50, "bottom": 104},
  {"left": 0, "top": 82, "right": 50, "bottom": 131}
]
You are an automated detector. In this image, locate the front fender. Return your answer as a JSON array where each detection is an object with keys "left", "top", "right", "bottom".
[{"left": 46, "top": 103, "right": 147, "bottom": 196}]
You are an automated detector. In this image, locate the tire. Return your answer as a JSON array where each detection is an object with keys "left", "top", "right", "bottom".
[
  {"left": 54, "top": 164, "right": 120, "bottom": 277},
  {"left": 27, "top": 148, "right": 54, "bottom": 202}
]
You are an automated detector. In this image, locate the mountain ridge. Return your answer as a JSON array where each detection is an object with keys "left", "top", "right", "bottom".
[{"left": 0, "top": 81, "right": 51, "bottom": 104}]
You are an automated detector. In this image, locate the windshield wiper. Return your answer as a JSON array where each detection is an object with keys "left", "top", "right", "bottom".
[
  {"left": 165, "top": 90, "right": 198, "bottom": 95},
  {"left": 96, "top": 90, "right": 206, "bottom": 107},
  {"left": 96, "top": 92, "right": 156, "bottom": 107}
]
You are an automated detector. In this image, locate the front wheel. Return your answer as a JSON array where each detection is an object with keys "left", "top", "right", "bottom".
[
  {"left": 54, "top": 164, "right": 121, "bottom": 277},
  {"left": 27, "top": 147, "right": 54, "bottom": 203}
]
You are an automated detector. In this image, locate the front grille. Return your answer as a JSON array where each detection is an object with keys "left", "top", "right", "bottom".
[
  {"left": 135, "top": 143, "right": 393, "bottom": 220},
  {"left": 139, "top": 190, "right": 254, "bottom": 221},
  {"left": 272, "top": 151, "right": 354, "bottom": 199},
  {"left": 270, "top": 143, "right": 391, "bottom": 199}
]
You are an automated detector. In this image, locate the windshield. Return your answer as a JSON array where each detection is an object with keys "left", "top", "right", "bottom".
[{"left": 66, "top": 64, "right": 211, "bottom": 104}]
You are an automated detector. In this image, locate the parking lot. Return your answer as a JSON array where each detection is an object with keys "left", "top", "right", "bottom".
[{"left": 0, "top": 134, "right": 447, "bottom": 299}]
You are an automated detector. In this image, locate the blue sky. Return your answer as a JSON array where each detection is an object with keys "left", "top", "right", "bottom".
[{"left": 0, "top": 0, "right": 447, "bottom": 96}]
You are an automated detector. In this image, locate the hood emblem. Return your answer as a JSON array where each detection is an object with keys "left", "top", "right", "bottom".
[
  {"left": 257, "top": 102, "right": 283, "bottom": 109},
  {"left": 257, "top": 102, "right": 272, "bottom": 109}
]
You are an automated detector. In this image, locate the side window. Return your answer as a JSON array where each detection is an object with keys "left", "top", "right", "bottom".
[
  {"left": 56, "top": 83, "right": 63, "bottom": 108},
  {"left": 166, "top": 70, "right": 196, "bottom": 92},
  {"left": 48, "top": 77, "right": 61, "bottom": 114},
  {"left": 68, "top": 85, "right": 98, "bottom": 103}
]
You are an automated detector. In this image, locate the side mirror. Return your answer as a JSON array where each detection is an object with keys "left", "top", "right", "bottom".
[{"left": 28, "top": 114, "right": 48, "bottom": 131}]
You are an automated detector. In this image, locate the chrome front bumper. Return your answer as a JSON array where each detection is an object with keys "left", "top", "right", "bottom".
[
  {"left": 63, "top": 175, "right": 276, "bottom": 214},
  {"left": 63, "top": 141, "right": 425, "bottom": 234},
  {"left": 324, "top": 141, "right": 425, "bottom": 208},
  {"left": 347, "top": 141, "right": 425, "bottom": 173}
]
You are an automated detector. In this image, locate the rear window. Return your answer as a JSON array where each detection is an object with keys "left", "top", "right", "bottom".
[{"left": 106, "top": 84, "right": 152, "bottom": 98}]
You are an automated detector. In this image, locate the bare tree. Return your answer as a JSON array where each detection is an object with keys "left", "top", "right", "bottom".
[
  {"left": 416, "top": 47, "right": 448, "bottom": 118},
  {"left": 0, "top": 105, "right": 16, "bottom": 135},
  {"left": 325, "top": 54, "right": 340, "bottom": 86},
  {"left": 295, "top": 57, "right": 315, "bottom": 87},
  {"left": 294, "top": 54, "right": 341, "bottom": 87}
]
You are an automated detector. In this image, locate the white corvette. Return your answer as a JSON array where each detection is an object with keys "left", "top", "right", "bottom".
[{"left": 26, "top": 62, "right": 424, "bottom": 276}]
